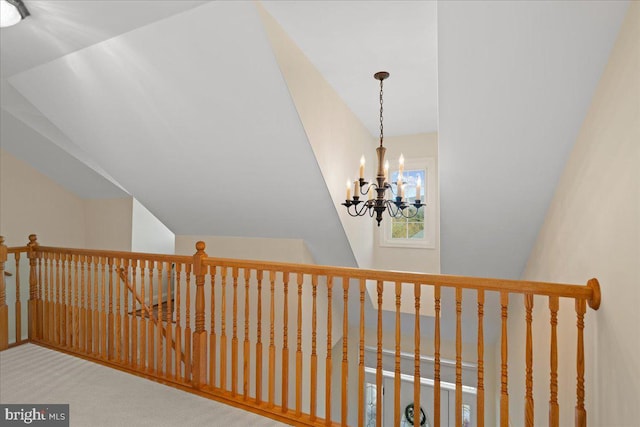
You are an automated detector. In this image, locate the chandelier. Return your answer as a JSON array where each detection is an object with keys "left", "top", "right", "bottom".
[{"left": 342, "top": 71, "right": 425, "bottom": 226}]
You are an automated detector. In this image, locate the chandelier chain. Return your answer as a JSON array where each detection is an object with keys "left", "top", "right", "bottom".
[{"left": 379, "top": 78, "right": 384, "bottom": 147}]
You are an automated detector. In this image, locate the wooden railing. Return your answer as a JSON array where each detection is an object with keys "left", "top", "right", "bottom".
[{"left": 0, "top": 235, "right": 601, "bottom": 427}]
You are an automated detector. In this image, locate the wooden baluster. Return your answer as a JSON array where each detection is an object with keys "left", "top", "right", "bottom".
[
  {"left": 61, "top": 254, "right": 68, "bottom": 347},
  {"left": 477, "top": 289, "right": 485, "bottom": 427},
  {"left": 525, "top": 294, "right": 534, "bottom": 427},
  {"left": 67, "top": 254, "right": 72, "bottom": 347},
  {"left": 80, "top": 255, "right": 86, "bottom": 352},
  {"left": 115, "top": 258, "right": 122, "bottom": 362},
  {"left": 108, "top": 257, "right": 114, "bottom": 360},
  {"left": 358, "top": 278, "right": 366, "bottom": 427},
  {"left": 148, "top": 260, "right": 155, "bottom": 372},
  {"left": 156, "top": 261, "right": 163, "bottom": 374},
  {"left": 295, "top": 272, "right": 302, "bottom": 416},
  {"left": 175, "top": 263, "right": 182, "bottom": 380},
  {"left": 500, "top": 291, "right": 509, "bottom": 427},
  {"left": 165, "top": 262, "right": 172, "bottom": 376},
  {"left": 184, "top": 263, "right": 192, "bottom": 381},
  {"left": 341, "top": 276, "right": 349, "bottom": 427},
  {"left": 140, "top": 260, "right": 147, "bottom": 367},
  {"left": 43, "top": 253, "right": 49, "bottom": 343},
  {"left": 233, "top": 267, "right": 239, "bottom": 396},
  {"left": 131, "top": 260, "right": 139, "bottom": 368},
  {"left": 434, "top": 285, "right": 441, "bottom": 427},
  {"left": 48, "top": 253, "right": 55, "bottom": 343},
  {"left": 56, "top": 254, "right": 61, "bottom": 345},
  {"left": 37, "top": 252, "right": 43, "bottom": 339},
  {"left": 256, "top": 269, "right": 264, "bottom": 405},
  {"left": 575, "top": 299, "right": 587, "bottom": 427},
  {"left": 192, "top": 242, "right": 208, "bottom": 388},
  {"left": 123, "top": 260, "right": 130, "bottom": 365},
  {"left": 395, "top": 281, "right": 402, "bottom": 427},
  {"left": 84, "top": 256, "right": 90, "bottom": 353},
  {"left": 36, "top": 252, "right": 45, "bottom": 339},
  {"left": 549, "top": 295, "right": 559, "bottom": 427},
  {"left": 51, "top": 253, "right": 56, "bottom": 344},
  {"left": 414, "top": 283, "right": 422, "bottom": 427},
  {"left": 27, "top": 235, "right": 39, "bottom": 340},
  {"left": 92, "top": 257, "right": 98, "bottom": 354},
  {"left": 268, "top": 270, "right": 276, "bottom": 407},
  {"left": 310, "top": 274, "right": 318, "bottom": 421},
  {"left": 376, "top": 280, "right": 383, "bottom": 427},
  {"left": 14, "top": 252, "right": 21, "bottom": 345},
  {"left": 210, "top": 265, "right": 217, "bottom": 388},
  {"left": 243, "top": 268, "right": 250, "bottom": 400},
  {"left": 281, "top": 271, "right": 290, "bottom": 411},
  {"left": 324, "top": 276, "right": 332, "bottom": 424},
  {"left": 0, "top": 237, "right": 6, "bottom": 350},
  {"left": 72, "top": 254, "right": 79, "bottom": 349},
  {"left": 456, "top": 287, "right": 463, "bottom": 427},
  {"left": 220, "top": 266, "right": 227, "bottom": 390}
]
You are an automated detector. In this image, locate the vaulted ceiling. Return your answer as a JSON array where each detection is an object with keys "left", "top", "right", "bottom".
[{"left": 0, "top": 1, "right": 629, "bottom": 277}]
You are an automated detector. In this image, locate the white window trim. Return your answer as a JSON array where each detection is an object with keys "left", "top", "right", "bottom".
[{"left": 379, "top": 157, "right": 436, "bottom": 249}]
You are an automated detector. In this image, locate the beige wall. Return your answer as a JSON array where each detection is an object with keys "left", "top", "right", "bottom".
[
  {"left": 257, "top": 3, "right": 376, "bottom": 269},
  {"left": 175, "top": 234, "right": 314, "bottom": 264},
  {"left": 373, "top": 132, "right": 440, "bottom": 274},
  {"left": 509, "top": 3, "right": 639, "bottom": 426},
  {"left": 0, "top": 148, "right": 85, "bottom": 248},
  {"left": 84, "top": 197, "right": 133, "bottom": 251}
]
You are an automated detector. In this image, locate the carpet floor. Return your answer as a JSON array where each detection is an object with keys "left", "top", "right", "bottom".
[{"left": 0, "top": 344, "right": 288, "bottom": 427}]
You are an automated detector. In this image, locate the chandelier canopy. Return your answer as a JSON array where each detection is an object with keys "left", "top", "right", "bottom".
[{"left": 342, "top": 71, "right": 425, "bottom": 226}]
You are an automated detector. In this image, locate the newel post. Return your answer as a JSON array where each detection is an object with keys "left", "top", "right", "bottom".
[
  {"left": 0, "top": 236, "right": 8, "bottom": 350},
  {"left": 27, "top": 234, "right": 40, "bottom": 340},
  {"left": 192, "top": 241, "right": 208, "bottom": 388}
]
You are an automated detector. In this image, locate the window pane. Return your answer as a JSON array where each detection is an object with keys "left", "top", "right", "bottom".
[
  {"left": 392, "top": 221, "right": 407, "bottom": 238},
  {"left": 408, "top": 222, "right": 425, "bottom": 238}
]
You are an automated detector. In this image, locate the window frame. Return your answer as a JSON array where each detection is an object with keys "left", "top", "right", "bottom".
[{"left": 379, "top": 157, "right": 436, "bottom": 249}]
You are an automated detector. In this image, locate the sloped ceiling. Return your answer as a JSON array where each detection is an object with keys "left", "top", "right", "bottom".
[
  {"left": 438, "top": 0, "right": 629, "bottom": 278},
  {"left": 4, "top": 1, "right": 356, "bottom": 267},
  {"left": 0, "top": 0, "right": 630, "bottom": 278}
]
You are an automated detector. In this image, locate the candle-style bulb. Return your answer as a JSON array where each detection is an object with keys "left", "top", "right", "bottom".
[
  {"left": 416, "top": 176, "right": 422, "bottom": 200},
  {"left": 359, "top": 155, "right": 365, "bottom": 179},
  {"left": 384, "top": 160, "right": 389, "bottom": 182},
  {"left": 346, "top": 180, "right": 352, "bottom": 200},
  {"left": 399, "top": 153, "right": 405, "bottom": 176}
]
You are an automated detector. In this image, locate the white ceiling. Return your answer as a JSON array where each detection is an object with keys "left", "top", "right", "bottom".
[
  {"left": 0, "top": 0, "right": 630, "bottom": 279},
  {"left": 0, "top": 1, "right": 208, "bottom": 77},
  {"left": 262, "top": 0, "right": 438, "bottom": 136}
]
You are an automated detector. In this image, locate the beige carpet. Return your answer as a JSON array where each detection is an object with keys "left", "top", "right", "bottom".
[{"left": 0, "top": 344, "right": 287, "bottom": 427}]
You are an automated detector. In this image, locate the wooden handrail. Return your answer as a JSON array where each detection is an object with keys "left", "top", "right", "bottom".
[
  {"left": 201, "top": 257, "right": 599, "bottom": 309},
  {"left": 36, "top": 245, "right": 192, "bottom": 264},
  {"left": 32, "top": 245, "right": 600, "bottom": 308}
]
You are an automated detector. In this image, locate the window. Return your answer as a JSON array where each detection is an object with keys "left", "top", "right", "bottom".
[
  {"left": 364, "top": 382, "right": 379, "bottom": 426},
  {"left": 380, "top": 157, "right": 436, "bottom": 249}
]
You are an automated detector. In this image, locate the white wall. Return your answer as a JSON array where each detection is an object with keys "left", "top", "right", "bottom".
[
  {"left": 131, "top": 198, "right": 175, "bottom": 254},
  {"left": 509, "top": 3, "right": 639, "bottom": 426},
  {"left": 257, "top": 3, "right": 375, "bottom": 269},
  {"left": 0, "top": 148, "right": 85, "bottom": 248}
]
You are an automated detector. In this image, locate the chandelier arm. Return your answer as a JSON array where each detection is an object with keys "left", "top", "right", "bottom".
[{"left": 386, "top": 200, "right": 399, "bottom": 217}]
